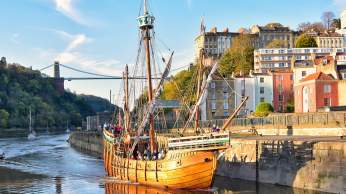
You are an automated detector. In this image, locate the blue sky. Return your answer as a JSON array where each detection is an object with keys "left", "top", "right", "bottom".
[{"left": 1, "top": 0, "right": 345, "bottom": 102}]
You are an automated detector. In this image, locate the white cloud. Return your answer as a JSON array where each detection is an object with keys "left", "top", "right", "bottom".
[
  {"left": 66, "top": 34, "right": 89, "bottom": 51},
  {"left": 53, "top": 32, "right": 121, "bottom": 76},
  {"left": 54, "top": 0, "right": 88, "bottom": 26}
]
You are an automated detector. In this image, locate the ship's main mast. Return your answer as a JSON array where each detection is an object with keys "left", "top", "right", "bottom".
[{"left": 138, "top": 0, "right": 156, "bottom": 153}]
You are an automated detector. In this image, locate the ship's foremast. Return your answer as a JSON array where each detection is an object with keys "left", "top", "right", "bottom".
[{"left": 137, "top": 0, "right": 156, "bottom": 153}]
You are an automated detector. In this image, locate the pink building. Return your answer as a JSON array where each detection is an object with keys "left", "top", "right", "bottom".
[
  {"left": 294, "top": 72, "right": 338, "bottom": 113},
  {"left": 271, "top": 70, "right": 294, "bottom": 112}
]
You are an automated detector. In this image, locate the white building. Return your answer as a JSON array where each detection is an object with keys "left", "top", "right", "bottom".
[
  {"left": 254, "top": 47, "right": 346, "bottom": 72},
  {"left": 341, "top": 10, "right": 346, "bottom": 29},
  {"left": 234, "top": 72, "right": 273, "bottom": 114}
]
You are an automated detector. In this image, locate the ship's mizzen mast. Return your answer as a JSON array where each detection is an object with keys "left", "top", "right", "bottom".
[
  {"left": 124, "top": 64, "right": 130, "bottom": 132},
  {"left": 195, "top": 49, "right": 204, "bottom": 131},
  {"left": 138, "top": 0, "right": 156, "bottom": 153}
]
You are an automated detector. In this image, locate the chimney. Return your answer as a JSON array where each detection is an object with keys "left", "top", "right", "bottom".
[
  {"left": 210, "top": 27, "right": 217, "bottom": 33},
  {"left": 223, "top": 28, "right": 229, "bottom": 33}
]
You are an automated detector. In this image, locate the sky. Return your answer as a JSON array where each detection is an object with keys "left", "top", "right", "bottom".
[{"left": 0, "top": 0, "right": 346, "bottom": 103}]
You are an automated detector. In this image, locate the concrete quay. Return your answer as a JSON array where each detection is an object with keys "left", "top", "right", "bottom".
[
  {"left": 68, "top": 131, "right": 103, "bottom": 158},
  {"left": 218, "top": 136, "right": 346, "bottom": 193},
  {"left": 68, "top": 131, "right": 346, "bottom": 193}
]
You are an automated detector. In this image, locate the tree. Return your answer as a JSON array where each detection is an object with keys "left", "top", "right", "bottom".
[
  {"left": 331, "top": 18, "right": 341, "bottom": 29},
  {"left": 254, "top": 102, "right": 274, "bottom": 117},
  {"left": 298, "top": 22, "right": 325, "bottom": 32},
  {"left": 295, "top": 34, "right": 318, "bottom": 48},
  {"left": 266, "top": 39, "right": 288, "bottom": 48},
  {"left": 0, "top": 109, "right": 9, "bottom": 128},
  {"left": 321, "top": 11, "right": 335, "bottom": 30},
  {"left": 219, "top": 35, "right": 255, "bottom": 77},
  {"left": 265, "top": 23, "right": 284, "bottom": 28}
]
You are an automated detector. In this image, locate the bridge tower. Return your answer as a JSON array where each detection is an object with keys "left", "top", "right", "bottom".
[
  {"left": 53, "top": 61, "right": 64, "bottom": 95},
  {"left": 54, "top": 61, "right": 60, "bottom": 78}
]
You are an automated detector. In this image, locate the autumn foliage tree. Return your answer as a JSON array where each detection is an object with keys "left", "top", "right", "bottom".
[
  {"left": 266, "top": 39, "right": 288, "bottom": 48},
  {"left": 295, "top": 34, "right": 318, "bottom": 48},
  {"left": 219, "top": 35, "right": 255, "bottom": 77}
]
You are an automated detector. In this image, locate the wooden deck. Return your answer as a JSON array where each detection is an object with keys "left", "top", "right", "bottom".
[{"left": 157, "top": 132, "right": 230, "bottom": 151}]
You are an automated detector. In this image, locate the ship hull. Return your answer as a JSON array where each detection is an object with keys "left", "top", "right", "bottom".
[{"left": 103, "top": 130, "right": 217, "bottom": 190}]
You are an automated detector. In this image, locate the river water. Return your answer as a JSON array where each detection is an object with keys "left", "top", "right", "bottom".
[{"left": 0, "top": 134, "right": 328, "bottom": 194}]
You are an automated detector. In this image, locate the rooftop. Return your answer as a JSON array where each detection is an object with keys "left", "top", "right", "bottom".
[{"left": 300, "top": 71, "right": 335, "bottom": 82}]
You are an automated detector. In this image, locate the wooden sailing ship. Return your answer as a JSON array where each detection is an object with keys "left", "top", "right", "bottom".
[{"left": 103, "top": 0, "right": 248, "bottom": 190}]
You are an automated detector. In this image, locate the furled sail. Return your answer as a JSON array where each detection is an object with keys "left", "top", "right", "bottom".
[
  {"left": 183, "top": 62, "right": 219, "bottom": 130},
  {"left": 129, "top": 52, "right": 174, "bottom": 153}
]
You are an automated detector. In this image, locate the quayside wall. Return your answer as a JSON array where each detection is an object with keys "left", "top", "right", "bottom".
[
  {"left": 68, "top": 131, "right": 103, "bottom": 157},
  {"left": 216, "top": 138, "right": 346, "bottom": 193},
  {"left": 69, "top": 131, "right": 346, "bottom": 193}
]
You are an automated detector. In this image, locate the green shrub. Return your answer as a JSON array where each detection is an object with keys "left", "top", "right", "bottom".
[
  {"left": 255, "top": 102, "right": 274, "bottom": 117},
  {"left": 286, "top": 103, "right": 294, "bottom": 113}
]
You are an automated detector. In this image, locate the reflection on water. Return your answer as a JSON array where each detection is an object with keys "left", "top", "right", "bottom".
[{"left": 0, "top": 134, "right": 328, "bottom": 194}]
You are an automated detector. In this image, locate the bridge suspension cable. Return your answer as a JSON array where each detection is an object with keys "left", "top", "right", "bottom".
[
  {"left": 59, "top": 64, "right": 120, "bottom": 78},
  {"left": 39, "top": 64, "right": 54, "bottom": 71}
]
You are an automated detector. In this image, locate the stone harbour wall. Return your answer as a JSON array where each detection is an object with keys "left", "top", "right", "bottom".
[
  {"left": 216, "top": 139, "right": 346, "bottom": 193},
  {"left": 68, "top": 131, "right": 103, "bottom": 158}
]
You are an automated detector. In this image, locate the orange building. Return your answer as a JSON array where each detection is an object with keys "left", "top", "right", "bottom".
[
  {"left": 294, "top": 72, "right": 338, "bottom": 113},
  {"left": 271, "top": 70, "right": 294, "bottom": 112}
]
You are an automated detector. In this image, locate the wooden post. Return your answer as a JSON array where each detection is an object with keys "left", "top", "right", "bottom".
[{"left": 221, "top": 96, "right": 248, "bottom": 131}]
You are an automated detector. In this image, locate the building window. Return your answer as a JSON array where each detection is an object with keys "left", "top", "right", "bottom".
[
  {"left": 211, "top": 82, "right": 215, "bottom": 88},
  {"left": 279, "top": 63, "right": 285, "bottom": 68},
  {"left": 211, "top": 101, "right": 216, "bottom": 110},
  {"left": 224, "top": 111, "right": 229, "bottom": 116},
  {"left": 278, "top": 85, "right": 283, "bottom": 93},
  {"left": 343, "top": 73, "right": 346, "bottom": 79},
  {"left": 260, "top": 97, "right": 265, "bottom": 102},
  {"left": 290, "top": 75, "right": 293, "bottom": 80},
  {"left": 302, "top": 71, "right": 306, "bottom": 77},
  {"left": 260, "top": 87, "right": 264, "bottom": 94},
  {"left": 212, "top": 92, "right": 216, "bottom": 100},
  {"left": 223, "top": 101, "right": 229, "bottom": 110},
  {"left": 223, "top": 93, "right": 228, "bottom": 99},
  {"left": 324, "top": 98, "right": 331, "bottom": 106},
  {"left": 260, "top": 77, "right": 264, "bottom": 83},
  {"left": 323, "top": 84, "right": 331, "bottom": 93},
  {"left": 278, "top": 94, "right": 283, "bottom": 102}
]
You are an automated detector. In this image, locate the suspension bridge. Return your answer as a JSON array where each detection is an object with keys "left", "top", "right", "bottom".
[{"left": 39, "top": 61, "right": 151, "bottom": 81}]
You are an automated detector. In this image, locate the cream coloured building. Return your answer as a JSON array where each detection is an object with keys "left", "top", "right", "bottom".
[
  {"left": 315, "top": 35, "right": 344, "bottom": 48},
  {"left": 341, "top": 10, "right": 346, "bottom": 29},
  {"left": 250, "top": 24, "right": 299, "bottom": 48},
  {"left": 194, "top": 27, "right": 239, "bottom": 64}
]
